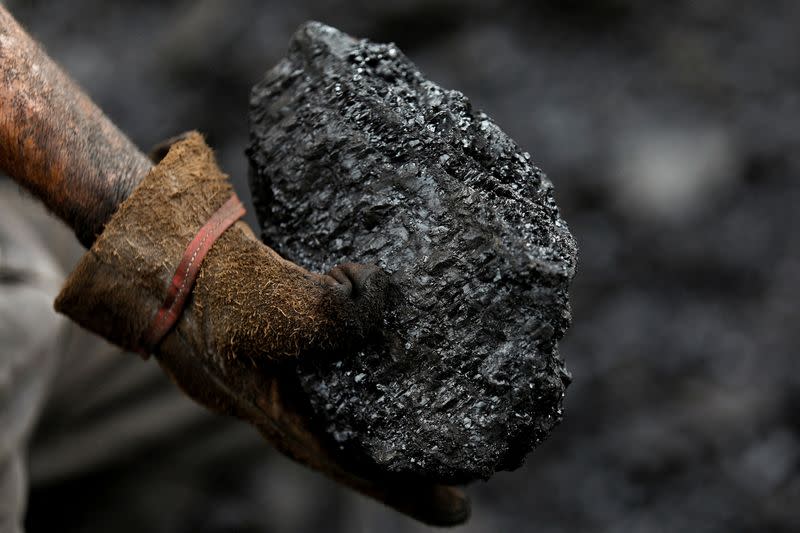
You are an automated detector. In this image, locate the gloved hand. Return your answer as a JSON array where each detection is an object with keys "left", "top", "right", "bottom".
[{"left": 55, "top": 132, "right": 469, "bottom": 526}]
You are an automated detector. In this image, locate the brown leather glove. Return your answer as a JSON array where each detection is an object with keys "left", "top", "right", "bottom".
[{"left": 54, "top": 132, "right": 469, "bottom": 526}]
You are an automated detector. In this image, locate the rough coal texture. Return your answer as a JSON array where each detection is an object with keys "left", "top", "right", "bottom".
[{"left": 247, "top": 22, "right": 577, "bottom": 483}]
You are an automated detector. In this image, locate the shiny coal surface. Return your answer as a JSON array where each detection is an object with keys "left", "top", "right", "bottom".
[{"left": 248, "top": 23, "right": 576, "bottom": 482}]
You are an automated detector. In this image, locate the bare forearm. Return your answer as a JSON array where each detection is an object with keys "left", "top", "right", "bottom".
[{"left": 0, "top": 6, "right": 151, "bottom": 247}]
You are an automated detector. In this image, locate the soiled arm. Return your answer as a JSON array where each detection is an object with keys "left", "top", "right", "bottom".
[{"left": 0, "top": 6, "right": 151, "bottom": 247}]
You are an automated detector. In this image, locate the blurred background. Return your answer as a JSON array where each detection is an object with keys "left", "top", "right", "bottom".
[{"left": 6, "top": 0, "right": 798, "bottom": 531}]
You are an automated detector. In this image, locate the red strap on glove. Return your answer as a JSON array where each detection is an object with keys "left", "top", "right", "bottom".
[{"left": 138, "top": 192, "right": 246, "bottom": 357}]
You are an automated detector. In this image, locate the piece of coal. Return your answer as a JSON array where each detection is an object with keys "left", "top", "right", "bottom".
[{"left": 247, "top": 22, "right": 577, "bottom": 484}]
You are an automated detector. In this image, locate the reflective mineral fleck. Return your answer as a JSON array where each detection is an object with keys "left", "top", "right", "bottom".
[{"left": 247, "top": 22, "right": 577, "bottom": 483}]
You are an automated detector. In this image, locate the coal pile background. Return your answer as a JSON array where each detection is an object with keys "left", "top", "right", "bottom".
[{"left": 16, "top": 1, "right": 800, "bottom": 532}]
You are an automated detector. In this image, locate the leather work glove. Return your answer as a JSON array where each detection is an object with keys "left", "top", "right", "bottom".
[{"left": 55, "top": 132, "right": 469, "bottom": 526}]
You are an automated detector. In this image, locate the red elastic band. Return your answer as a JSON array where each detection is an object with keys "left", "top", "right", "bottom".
[{"left": 138, "top": 192, "right": 246, "bottom": 357}]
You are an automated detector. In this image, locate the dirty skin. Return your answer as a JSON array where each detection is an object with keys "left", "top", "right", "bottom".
[{"left": 0, "top": 9, "right": 151, "bottom": 247}]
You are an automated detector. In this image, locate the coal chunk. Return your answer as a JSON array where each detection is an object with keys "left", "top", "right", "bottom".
[{"left": 247, "top": 22, "right": 577, "bottom": 483}]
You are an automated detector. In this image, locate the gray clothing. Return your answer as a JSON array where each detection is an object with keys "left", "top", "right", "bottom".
[
  {"left": 0, "top": 184, "right": 63, "bottom": 533},
  {"left": 0, "top": 183, "right": 213, "bottom": 532}
]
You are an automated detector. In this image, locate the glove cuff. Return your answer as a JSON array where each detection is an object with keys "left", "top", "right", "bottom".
[
  {"left": 138, "top": 191, "right": 244, "bottom": 356},
  {"left": 54, "top": 131, "right": 238, "bottom": 353}
]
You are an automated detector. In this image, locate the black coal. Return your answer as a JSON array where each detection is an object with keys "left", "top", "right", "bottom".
[{"left": 247, "top": 22, "right": 577, "bottom": 483}]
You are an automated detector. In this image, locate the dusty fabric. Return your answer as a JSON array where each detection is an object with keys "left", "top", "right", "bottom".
[
  {"left": 0, "top": 181, "right": 237, "bottom": 533},
  {"left": 0, "top": 184, "right": 63, "bottom": 533}
]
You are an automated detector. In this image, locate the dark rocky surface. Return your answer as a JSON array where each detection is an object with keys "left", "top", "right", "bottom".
[
  {"left": 14, "top": 1, "right": 800, "bottom": 532},
  {"left": 247, "top": 23, "right": 576, "bottom": 483}
]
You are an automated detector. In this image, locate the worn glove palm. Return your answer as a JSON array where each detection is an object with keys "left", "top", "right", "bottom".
[{"left": 55, "top": 132, "right": 469, "bottom": 526}]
